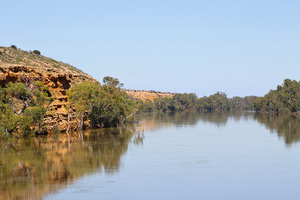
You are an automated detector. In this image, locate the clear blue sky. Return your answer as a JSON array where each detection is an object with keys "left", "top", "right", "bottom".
[{"left": 1, "top": 0, "right": 299, "bottom": 97}]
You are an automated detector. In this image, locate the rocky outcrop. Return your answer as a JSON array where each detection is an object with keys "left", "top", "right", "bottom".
[
  {"left": 0, "top": 65, "right": 97, "bottom": 133},
  {"left": 125, "top": 89, "right": 174, "bottom": 102},
  {"left": 0, "top": 46, "right": 100, "bottom": 133},
  {"left": 0, "top": 46, "right": 174, "bottom": 133}
]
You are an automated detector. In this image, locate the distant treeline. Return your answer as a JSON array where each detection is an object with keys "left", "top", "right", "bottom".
[
  {"left": 1, "top": 77, "right": 298, "bottom": 138},
  {"left": 141, "top": 92, "right": 257, "bottom": 112},
  {"left": 253, "top": 79, "right": 300, "bottom": 113},
  {"left": 143, "top": 79, "right": 299, "bottom": 114}
]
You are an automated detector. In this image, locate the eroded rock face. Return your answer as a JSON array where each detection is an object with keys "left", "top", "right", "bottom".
[
  {"left": 0, "top": 65, "right": 97, "bottom": 133},
  {"left": 124, "top": 89, "right": 174, "bottom": 102}
]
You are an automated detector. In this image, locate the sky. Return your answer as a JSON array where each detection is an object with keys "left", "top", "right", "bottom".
[{"left": 1, "top": 0, "right": 299, "bottom": 97}]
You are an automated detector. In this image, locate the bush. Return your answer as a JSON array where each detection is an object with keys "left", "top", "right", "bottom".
[
  {"left": 52, "top": 125, "right": 61, "bottom": 134},
  {"left": 10, "top": 45, "right": 17, "bottom": 49},
  {"left": 33, "top": 50, "right": 41, "bottom": 55}
]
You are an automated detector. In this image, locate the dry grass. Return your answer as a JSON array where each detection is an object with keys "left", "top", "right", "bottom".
[{"left": 0, "top": 46, "right": 87, "bottom": 75}]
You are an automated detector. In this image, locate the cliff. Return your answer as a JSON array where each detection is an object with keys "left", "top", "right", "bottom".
[
  {"left": 125, "top": 89, "right": 174, "bottom": 102},
  {"left": 0, "top": 46, "right": 97, "bottom": 133},
  {"left": 0, "top": 46, "right": 174, "bottom": 134}
]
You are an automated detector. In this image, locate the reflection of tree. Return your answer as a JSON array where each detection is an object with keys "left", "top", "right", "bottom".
[
  {"left": 254, "top": 114, "right": 300, "bottom": 146},
  {"left": 1, "top": 112, "right": 298, "bottom": 199},
  {"left": 133, "top": 132, "right": 144, "bottom": 146},
  {"left": 139, "top": 112, "right": 300, "bottom": 146},
  {"left": 0, "top": 127, "right": 133, "bottom": 200},
  {"left": 140, "top": 112, "right": 233, "bottom": 128},
  {"left": 198, "top": 112, "right": 230, "bottom": 126},
  {"left": 156, "top": 112, "right": 200, "bottom": 126},
  {"left": 231, "top": 111, "right": 255, "bottom": 121}
]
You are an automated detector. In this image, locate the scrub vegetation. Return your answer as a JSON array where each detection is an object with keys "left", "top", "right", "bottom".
[
  {"left": 1, "top": 75, "right": 298, "bottom": 138},
  {"left": 0, "top": 46, "right": 86, "bottom": 74},
  {"left": 67, "top": 76, "right": 141, "bottom": 130},
  {"left": 148, "top": 92, "right": 257, "bottom": 112},
  {"left": 0, "top": 79, "right": 50, "bottom": 137},
  {"left": 0, "top": 76, "right": 140, "bottom": 138},
  {"left": 253, "top": 79, "right": 300, "bottom": 113},
  {"left": 147, "top": 79, "right": 299, "bottom": 114},
  {"left": 0, "top": 46, "right": 299, "bottom": 138}
]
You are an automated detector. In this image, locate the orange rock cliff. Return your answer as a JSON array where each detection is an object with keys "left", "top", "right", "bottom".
[
  {"left": 0, "top": 46, "right": 97, "bottom": 132},
  {"left": 124, "top": 89, "right": 173, "bottom": 102},
  {"left": 0, "top": 65, "right": 97, "bottom": 132},
  {"left": 0, "top": 46, "right": 174, "bottom": 133}
]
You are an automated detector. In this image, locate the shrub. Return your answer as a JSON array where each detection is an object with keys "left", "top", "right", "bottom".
[
  {"left": 10, "top": 45, "right": 17, "bottom": 49},
  {"left": 33, "top": 50, "right": 41, "bottom": 55},
  {"left": 52, "top": 125, "right": 61, "bottom": 134}
]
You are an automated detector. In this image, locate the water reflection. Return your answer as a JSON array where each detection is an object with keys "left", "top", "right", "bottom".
[
  {"left": 254, "top": 113, "right": 300, "bottom": 146},
  {"left": 137, "top": 111, "right": 251, "bottom": 129},
  {"left": 136, "top": 112, "right": 300, "bottom": 145},
  {"left": 136, "top": 112, "right": 230, "bottom": 129},
  {"left": 133, "top": 132, "right": 144, "bottom": 146},
  {"left": 0, "top": 127, "right": 134, "bottom": 200},
  {"left": 1, "top": 112, "right": 299, "bottom": 199}
]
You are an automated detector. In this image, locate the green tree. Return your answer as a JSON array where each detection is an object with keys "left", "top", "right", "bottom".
[
  {"left": 92, "top": 77, "right": 140, "bottom": 127},
  {"left": 103, "top": 76, "right": 124, "bottom": 88},
  {"left": 67, "top": 81, "right": 102, "bottom": 130},
  {"left": 68, "top": 77, "right": 140, "bottom": 129},
  {"left": 0, "top": 80, "right": 50, "bottom": 136},
  {"left": 253, "top": 79, "right": 300, "bottom": 113},
  {"left": 141, "top": 100, "right": 154, "bottom": 112}
]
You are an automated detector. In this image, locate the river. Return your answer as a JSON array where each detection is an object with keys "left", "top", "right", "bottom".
[{"left": 0, "top": 112, "right": 300, "bottom": 200}]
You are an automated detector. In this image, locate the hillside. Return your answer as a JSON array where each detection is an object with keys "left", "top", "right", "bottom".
[
  {"left": 0, "top": 46, "right": 97, "bottom": 133},
  {"left": 0, "top": 46, "right": 175, "bottom": 134},
  {"left": 0, "top": 46, "right": 92, "bottom": 75}
]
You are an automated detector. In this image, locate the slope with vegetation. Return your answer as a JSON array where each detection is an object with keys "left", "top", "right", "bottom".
[
  {"left": 0, "top": 46, "right": 93, "bottom": 136},
  {"left": 0, "top": 46, "right": 139, "bottom": 137}
]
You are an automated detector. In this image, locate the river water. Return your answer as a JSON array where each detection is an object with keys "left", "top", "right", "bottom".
[{"left": 1, "top": 112, "right": 300, "bottom": 200}]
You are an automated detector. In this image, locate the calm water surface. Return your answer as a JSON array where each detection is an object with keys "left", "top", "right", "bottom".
[{"left": 1, "top": 112, "right": 300, "bottom": 200}]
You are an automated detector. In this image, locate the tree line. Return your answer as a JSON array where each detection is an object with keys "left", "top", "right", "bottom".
[
  {"left": 1, "top": 77, "right": 298, "bottom": 138},
  {"left": 253, "top": 79, "right": 300, "bottom": 113},
  {"left": 144, "top": 79, "right": 299, "bottom": 114},
  {"left": 142, "top": 92, "right": 258, "bottom": 112}
]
